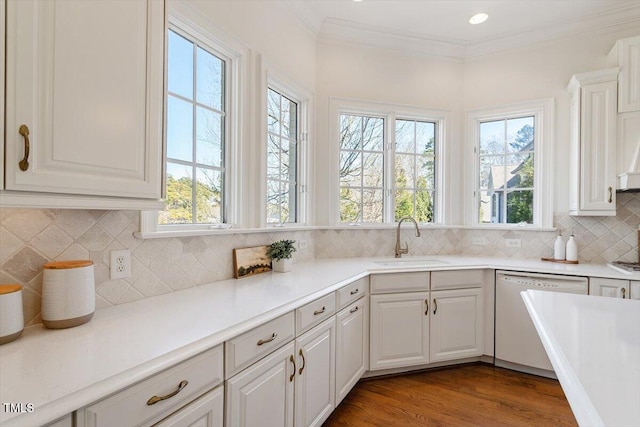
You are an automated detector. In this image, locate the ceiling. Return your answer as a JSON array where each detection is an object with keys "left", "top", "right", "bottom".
[{"left": 285, "top": 0, "right": 640, "bottom": 59}]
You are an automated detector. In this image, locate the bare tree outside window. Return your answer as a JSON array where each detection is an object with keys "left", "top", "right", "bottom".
[
  {"left": 267, "top": 89, "right": 298, "bottom": 224},
  {"left": 161, "top": 29, "right": 226, "bottom": 225}
]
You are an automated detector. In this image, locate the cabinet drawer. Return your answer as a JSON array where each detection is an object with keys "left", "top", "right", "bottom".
[
  {"left": 430, "top": 269, "right": 485, "bottom": 290},
  {"left": 370, "top": 272, "right": 429, "bottom": 294},
  {"left": 80, "top": 345, "right": 223, "bottom": 427},
  {"left": 226, "top": 312, "right": 295, "bottom": 378},
  {"left": 296, "top": 292, "right": 336, "bottom": 335},
  {"left": 336, "top": 277, "right": 368, "bottom": 310}
]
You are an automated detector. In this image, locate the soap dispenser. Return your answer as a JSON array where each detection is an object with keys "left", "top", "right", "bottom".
[
  {"left": 553, "top": 232, "right": 565, "bottom": 260},
  {"left": 566, "top": 233, "right": 578, "bottom": 262}
]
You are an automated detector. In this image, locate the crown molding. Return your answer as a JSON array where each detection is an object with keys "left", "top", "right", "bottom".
[
  {"left": 280, "top": 0, "right": 324, "bottom": 36},
  {"left": 314, "top": 3, "right": 640, "bottom": 60}
]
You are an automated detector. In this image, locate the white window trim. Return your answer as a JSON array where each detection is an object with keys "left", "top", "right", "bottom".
[
  {"left": 140, "top": 1, "right": 249, "bottom": 236},
  {"left": 259, "top": 66, "right": 313, "bottom": 228},
  {"left": 329, "top": 97, "right": 449, "bottom": 226},
  {"left": 465, "top": 98, "right": 554, "bottom": 229}
]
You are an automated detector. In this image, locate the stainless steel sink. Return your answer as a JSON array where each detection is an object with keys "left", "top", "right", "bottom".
[{"left": 374, "top": 258, "right": 449, "bottom": 267}]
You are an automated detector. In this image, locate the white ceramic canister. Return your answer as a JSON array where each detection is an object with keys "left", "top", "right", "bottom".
[
  {"left": 42, "top": 260, "right": 95, "bottom": 329},
  {"left": 0, "top": 284, "right": 24, "bottom": 344}
]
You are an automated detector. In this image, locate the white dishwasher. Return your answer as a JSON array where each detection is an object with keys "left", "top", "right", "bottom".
[{"left": 495, "top": 271, "right": 588, "bottom": 378}]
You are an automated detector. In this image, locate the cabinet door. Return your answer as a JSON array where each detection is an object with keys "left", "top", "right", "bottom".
[
  {"left": 295, "top": 317, "right": 336, "bottom": 427},
  {"left": 226, "top": 342, "right": 295, "bottom": 427},
  {"left": 154, "top": 386, "right": 223, "bottom": 427},
  {"left": 617, "top": 36, "right": 640, "bottom": 113},
  {"left": 370, "top": 292, "right": 429, "bottom": 370},
  {"left": 5, "top": 0, "right": 163, "bottom": 199},
  {"left": 630, "top": 281, "right": 640, "bottom": 300},
  {"left": 577, "top": 81, "right": 618, "bottom": 214},
  {"left": 590, "top": 277, "right": 630, "bottom": 299},
  {"left": 430, "top": 288, "right": 483, "bottom": 362},
  {"left": 335, "top": 298, "right": 368, "bottom": 405}
]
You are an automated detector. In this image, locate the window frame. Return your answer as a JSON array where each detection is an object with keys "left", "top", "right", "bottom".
[
  {"left": 466, "top": 99, "right": 554, "bottom": 229},
  {"left": 330, "top": 98, "right": 448, "bottom": 226},
  {"left": 141, "top": 3, "right": 248, "bottom": 235},
  {"left": 260, "top": 71, "right": 312, "bottom": 228}
]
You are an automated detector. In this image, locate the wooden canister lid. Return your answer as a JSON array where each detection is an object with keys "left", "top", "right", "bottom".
[
  {"left": 0, "top": 284, "right": 22, "bottom": 294},
  {"left": 43, "top": 260, "right": 93, "bottom": 269}
]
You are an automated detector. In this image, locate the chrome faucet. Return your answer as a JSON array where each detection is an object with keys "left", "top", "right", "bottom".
[{"left": 395, "top": 216, "right": 421, "bottom": 258}]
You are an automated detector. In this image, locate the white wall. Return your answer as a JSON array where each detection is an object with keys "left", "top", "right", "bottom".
[{"left": 314, "top": 29, "right": 639, "bottom": 225}]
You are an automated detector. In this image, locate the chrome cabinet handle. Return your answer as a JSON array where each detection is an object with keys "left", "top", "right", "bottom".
[
  {"left": 433, "top": 298, "right": 438, "bottom": 315},
  {"left": 621, "top": 288, "right": 626, "bottom": 299},
  {"left": 257, "top": 332, "right": 277, "bottom": 346},
  {"left": 289, "top": 355, "right": 296, "bottom": 382},
  {"left": 298, "top": 349, "right": 306, "bottom": 375},
  {"left": 424, "top": 299, "right": 429, "bottom": 315},
  {"left": 18, "top": 125, "right": 30, "bottom": 171},
  {"left": 350, "top": 306, "right": 359, "bottom": 314},
  {"left": 146, "top": 380, "right": 188, "bottom": 405},
  {"left": 350, "top": 289, "right": 359, "bottom": 295},
  {"left": 608, "top": 186, "right": 613, "bottom": 203},
  {"left": 313, "top": 306, "right": 326, "bottom": 316}
]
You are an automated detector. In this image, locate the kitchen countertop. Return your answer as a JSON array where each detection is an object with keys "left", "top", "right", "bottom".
[
  {"left": 1, "top": 255, "right": 638, "bottom": 426},
  {"left": 522, "top": 290, "right": 640, "bottom": 427}
]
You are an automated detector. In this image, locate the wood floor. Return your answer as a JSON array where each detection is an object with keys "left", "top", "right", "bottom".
[{"left": 323, "top": 364, "right": 577, "bottom": 427}]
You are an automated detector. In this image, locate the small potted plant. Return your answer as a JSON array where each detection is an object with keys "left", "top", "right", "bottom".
[{"left": 268, "top": 239, "right": 297, "bottom": 273}]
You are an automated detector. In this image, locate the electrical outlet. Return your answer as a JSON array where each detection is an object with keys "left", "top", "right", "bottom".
[
  {"left": 110, "top": 249, "right": 131, "bottom": 279},
  {"left": 472, "top": 237, "right": 488, "bottom": 246},
  {"left": 298, "top": 240, "right": 308, "bottom": 250},
  {"left": 505, "top": 239, "right": 522, "bottom": 248}
]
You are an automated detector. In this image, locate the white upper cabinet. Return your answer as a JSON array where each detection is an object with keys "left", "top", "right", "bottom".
[
  {"left": 608, "top": 36, "right": 640, "bottom": 113},
  {"left": 4, "top": 0, "right": 164, "bottom": 205},
  {"left": 568, "top": 68, "right": 619, "bottom": 216}
]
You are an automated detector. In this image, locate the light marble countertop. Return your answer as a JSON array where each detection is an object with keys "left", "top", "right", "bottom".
[
  {"left": 0, "top": 255, "right": 638, "bottom": 426},
  {"left": 522, "top": 290, "right": 640, "bottom": 427}
]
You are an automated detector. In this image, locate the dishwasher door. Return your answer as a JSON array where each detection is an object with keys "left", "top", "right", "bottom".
[{"left": 495, "top": 271, "right": 588, "bottom": 376}]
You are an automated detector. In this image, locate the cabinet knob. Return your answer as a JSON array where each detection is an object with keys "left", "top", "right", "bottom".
[
  {"left": 298, "top": 349, "right": 306, "bottom": 375},
  {"left": 433, "top": 298, "right": 438, "bottom": 315},
  {"left": 18, "top": 125, "right": 30, "bottom": 172},
  {"left": 257, "top": 332, "right": 277, "bottom": 346},
  {"left": 313, "top": 306, "right": 326, "bottom": 316},
  {"left": 424, "top": 299, "right": 429, "bottom": 315},
  {"left": 289, "top": 355, "right": 296, "bottom": 382},
  {"left": 608, "top": 187, "right": 613, "bottom": 203},
  {"left": 621, "top": 288, "right": 626, "bottom": 299}
]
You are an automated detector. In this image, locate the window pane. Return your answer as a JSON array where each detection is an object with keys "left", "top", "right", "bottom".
[
  {"left": 267, "top": 180, "right": 280, "bottom": 224},
  {"left": 281, "top": 96, "right": 297, "bottom": 139},
  {"left": 339, "top": 151, "right": 361, "bottom": 187},
  {"left": 479, "top": 120, "right": 505, "bottom": 155},
  {"left": 417, "top": 157, "right": 434, "bottom": 190},
  {"left": 478, "top": 190, "right": 504, "bottom": 224},
  {"left": 395, "top": 120, "right": 414, "bottom": 153},
  {"left": 195, "top": 168, "right": 222, "bottom": 223},
  {"left": 340, "top": 115, "right": 362, "bottom": 151},
  {"left": 415, "top": 190, "right": 434, "bottom": 223},
  {"left": 362, "top": 117, "right": 384, "bottom": 151},
  {"left": 395, "top": 189, "right": 414, "bottom": 221},
  {"left": 362, "top": 189, "right": 383, "bottom": 222},
  {"left": 507, "top": 190, "right": 533, "bottom": 224},
  {"left": 416, "top": 121, "right": 435, "bottom": 154},
  {"left": 395, "top": 154, "right": 415, "bottom": 188},
  {"left": 340, "top": 188, "right": 361, "bottom": 223},
  {"left": 507, "top": 154, "right": 534, "bottom": 189},
  {"left": 166, "top": 96, "right": 193, "bottom": 162},
  {"left": 268, "top": 89, "right": 281, "bottom": 135},
  {"left": 196, "top": 47, "right": 223, "bottom": 111},
  {"left": 267, "top": 135, "right": 280, "bottom": 180},
  {"left": 162, "top": 163, "right": 193, "bottom": 224},
  {"left": 363, "top": 153, "right": 383, "bottom": 188},
  {"left": 168, "top": 31, "right": 193, "bottom": 100},
  {"left": 280, "top": 182, "right": 292, "bottom": 223},
  {"left": 287, "top": 141, "right": 297, "bottom": 182},
  {"left": 196, "top": 107, "right": 222, "bottom": 167},
  {"left": 507, "top": 117, "right": 534, "bottom": 153}
]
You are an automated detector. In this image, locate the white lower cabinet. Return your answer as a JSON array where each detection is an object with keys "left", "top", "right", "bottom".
[
  {"left": 226, "top": 342, "right": 295, "bottom": 427},
  {"left": 335, "top": 298, "right": 368, "bottom": 405},
  {"left": 370, "top": 292, "right": 430, "bottom": 370},
  {"left": 294, "top": 317, "right": 336, "bottom": 427},
  {"left": 590, "top": 277, "right": 630, "bottom": 298},
  {"left": 430, "top": 288, "right": 483, "bottom": 362},
  {"left": 155, "top": 386, "right": 223, "bottom": 427}
]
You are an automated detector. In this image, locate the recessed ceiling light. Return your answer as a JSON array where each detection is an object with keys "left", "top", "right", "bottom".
[
  {"left": 469, "top": 13, "right": 488, "bottom": 25},
  {"left": 353, "top": 0, "right": 363, "bottom": 2}
]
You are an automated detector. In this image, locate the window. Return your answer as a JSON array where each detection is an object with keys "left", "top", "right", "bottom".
[
  {"left": 335, "top": 100, "right": 445, "bottom": 225},
  {"left": 267, "top": 88, "right": 298, "bottom": 224},
  {"left": 161, "top": 28, "right": 227, "bottom": 225},
  {"left": 468, "top": 99, "right": 553, "bottom": 228}
]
